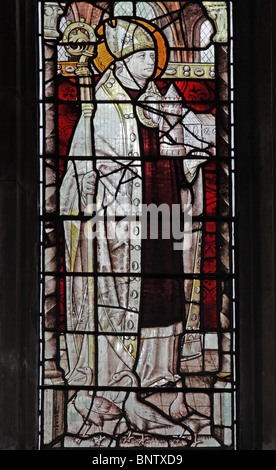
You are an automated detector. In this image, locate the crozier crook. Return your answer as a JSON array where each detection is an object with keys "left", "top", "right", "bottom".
[{"left": 60, "top": 18, "right": 97, "bottom": 180}]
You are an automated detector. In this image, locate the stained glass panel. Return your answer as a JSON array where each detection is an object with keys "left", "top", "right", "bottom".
[{"left": 38, "top": 0, "right": 236, "bottom": 450}]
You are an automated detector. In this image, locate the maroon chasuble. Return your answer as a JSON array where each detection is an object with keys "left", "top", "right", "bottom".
[{"left": 127, "top": 88, "right": 185, "bottom": 328}]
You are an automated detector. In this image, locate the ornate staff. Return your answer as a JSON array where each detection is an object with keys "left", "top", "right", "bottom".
[{"left": 60, "top": 20, "right": 97, "bottom": 374}]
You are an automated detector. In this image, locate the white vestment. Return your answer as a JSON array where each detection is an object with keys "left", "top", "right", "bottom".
[{"left": 60, "top": 67, "right": 211, "bottom": 388}]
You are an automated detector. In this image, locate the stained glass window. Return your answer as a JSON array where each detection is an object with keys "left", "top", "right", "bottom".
[{"left": 38, "top": 1, "right": 236, "bottom": 450}]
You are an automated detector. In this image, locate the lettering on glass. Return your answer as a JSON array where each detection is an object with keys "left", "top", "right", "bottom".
[{"left": 39, "top": 0, "right": 236, "bottom": 449}]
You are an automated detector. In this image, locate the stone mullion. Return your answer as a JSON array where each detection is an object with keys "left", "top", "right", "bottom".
[{"left": 42, "top": 1, "right": 65, "bottom": 448}]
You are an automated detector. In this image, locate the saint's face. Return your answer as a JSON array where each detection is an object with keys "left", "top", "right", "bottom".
[{"left": 125, "top": 50, "right": 156, "bottom": 81}]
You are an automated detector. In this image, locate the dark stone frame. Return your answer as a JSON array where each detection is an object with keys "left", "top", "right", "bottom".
[
  {"left": 236, "top": 0, "right": 276, "bottom": 450},
  {"left": 0, "top": 0, "right": 275, "bottom": 450}
]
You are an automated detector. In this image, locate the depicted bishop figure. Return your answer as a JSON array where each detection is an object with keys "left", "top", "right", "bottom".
[{"left": 60, "top": 17, "right": 214, "bottom": 397}]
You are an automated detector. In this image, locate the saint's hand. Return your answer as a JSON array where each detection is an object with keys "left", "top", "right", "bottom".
[
  {"left": 81, "top": 170, "right": 98, "bottom": 196},
  {"left": 184, "top": 152, "right": 211, "bottom": 181}
]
